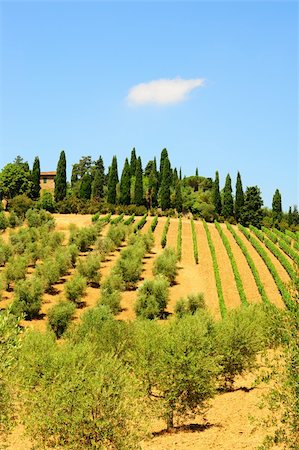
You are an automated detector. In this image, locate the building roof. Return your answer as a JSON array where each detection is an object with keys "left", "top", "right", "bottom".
[{"left": 40, "top": 171, "right": 56, "bottom": 176}]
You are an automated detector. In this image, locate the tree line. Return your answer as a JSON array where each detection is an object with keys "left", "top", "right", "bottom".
[{"left": 0, "top": 149, "right": 298, "bottom": 230}]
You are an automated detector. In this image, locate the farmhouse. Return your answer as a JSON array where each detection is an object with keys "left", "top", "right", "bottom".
[{"left": 40, "top": 171, "right": 56, "bottom": 191}]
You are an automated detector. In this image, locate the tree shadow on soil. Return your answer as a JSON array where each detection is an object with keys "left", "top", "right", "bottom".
[{"left": 152, "top": 422, "right": 216, "bottom": 437}]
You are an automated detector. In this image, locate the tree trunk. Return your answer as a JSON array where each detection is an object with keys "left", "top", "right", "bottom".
[{"left": 166, "top": 409, "right": 174, "bottom": 431}]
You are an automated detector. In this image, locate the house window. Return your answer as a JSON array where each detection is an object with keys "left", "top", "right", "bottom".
[{"left": 43, "top": 178, "right": 47, "bottom": 183}]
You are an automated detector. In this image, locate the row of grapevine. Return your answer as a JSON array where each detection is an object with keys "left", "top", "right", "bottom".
[
  {"left": 203, "top": 220, "right": 226, "bottom": 318},
  {"left": 110, "top": 213, "right": 125, "bottom": 225},
  {"left": 249, "top": 226, "right": 296, "bottom": 281},
  {"left": 190, "top": 218, "right": 199, "bottom": 264},
  {"left": 176, "top": 217, "right": 182, "bottom": 261},
  {"left": 215, "top": 222, "right": 248, "bottom": 306},
  {"left": 285, "top": 229, "right": 299, "bottom": 243},
  {"left": 272, "top": 228, "right": 292, "bottom": 245},
  {"left": 150, "top": 216, "right": 158, "bottom": 232},
  {"left": 262, "top": 227, "right": 299, "bottom": 265},
  {"left": 239, "top": 225, "right": 293, "bottom": 309},
  {"left": 133, "top": 214, "right": 147, "bottom": 232},
  {"left": 123, "top": 214, "right": 135, "bottom": 225},
  {"left": 161, "top": 218, "right": 170, "bottom": 248},
  {"left": 226, "top": 223, "right": 269, "bottom": 304}
]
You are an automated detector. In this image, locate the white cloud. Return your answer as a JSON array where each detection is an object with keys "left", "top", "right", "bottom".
[{"left": 127, "top": 77, "right": 205, "bottom": 106}]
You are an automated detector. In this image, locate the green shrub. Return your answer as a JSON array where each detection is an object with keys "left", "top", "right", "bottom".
[
  {"left": 64, "top": 274, "right": 87, "bottom": 304},
  {"left": 0, "top": 212, "right": 8, "bottom": 231},
  {"left": 175, "top": 293, "right": 205, "bottom": 318},
  {"left": 7, "top": 211, "right": 20, "bottom": 228},
  {"left": 135, "top": 276, "right": 169, "bottom": 319},
  {"left": 106, "top": 223, "right": 127, "bottom": 248},
  {"left": 101, "top": 273, "right": 125, "bottom": 293},
  {"left": 4, "top": 256, "right": 29, "bottom": 289},
  {"left": 55, "top": 249, "right": 72, "bottom": 277},
  {"left": 69, "top": 226, "right": 97, "bottom": 252},
  {"left": 8, "top": 194, "right": 34, "bottom": 218},
  {"left": 11, "top": 278, "right": 44, "bottom": 320},
  {"left": 17, "top": 333, "right": 149, "bottom": 449},
  {"left": 113, "top": 255, "right": 143, "bottom": 290},
  {"left": 0, "top": 243, "right": 12, "bottom": 266},
  {"left": 36, "top": 258, "right": 61, "bottom": 291},
  {"left": 77, "top": 253, "right": 101, "bottom": 284},
  {"left": 152, "top": 247, "right": 178, "bottom": 285},
  {"left": 26, "top": 209, "right": 55, "bottom": 229},
  {"left": 98, "top": 289, "right": 122, "bottom": 315},
  {"left": 94, "top": 236, "right": 115, "bottom": 259},
  {"left": 48, "top": 300, "right": 76, "bottom": 338},
  {"left": 214, "top": 305, "right": 268, "bottom": 389}
]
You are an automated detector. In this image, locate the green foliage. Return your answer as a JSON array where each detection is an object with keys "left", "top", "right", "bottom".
[
  {"left": 213, "top": 171, "right": 222, "bottom": 215},
  {"left": 124, "top": 213, "right": 135, "bottom": 225},
  {"left": 31, "top": 156, "right": 41, "bottom": 200},
  {"left": 37, "top": 191, "right": 56, "bottom": 212},
  {"left": 0, "top": 212, "right": 8, "bottom": 231},
  {"left": 98, "top": 288, "right": 122, "bottom": 315},
  {"left": 134, "top": 156, "right": 143, "bottom": 206},
  {"left": 64, "top": 274, "right": 87, "bottom": 304},
  {"left": 91, "top": 156, "right": 105, "bottom": 200},
  {"left": 222, "top": 174, "right": 234, "bottom": 219},
  {"left": 0, "top": 309, "right": 21, "bottom": 435},
  {"left": 119, "top": 158, "right": 131, "bottom": 205},
  {"left": 0, "top": 160, "right": 32, "bottom": 199},
  {"left": 153, "top": 247, "right": 178, "bottom": 285},
  {"left": 174, "top": 181, "right": 183, "bottom": 212},
  {"left": 79, "top": 173, "right": 92, "bottom": 200},
  {"left": 4, "top": 255, "right": 29, "bottom": 289},
  {"left": 272, "top": 188, "right": 282, "bottom": 222},
  {"left": 94, "top": 235, "right": 115, "bottom": 260},
  {"left": 160, "top": 156, "right": 171, "bottom": 210},
  {"left": 235, "top": 171, "right": 244, "bottom": 222},
  {"left": 107, "top": 155, "right": 118, "bottom": 204},
  {"left": 203, "top": 220, "right": 226, "bottom": 318},
  {"left": 175, "top": 293, "right": 205, "bottom": 318},
  {"left": 17, "top": 332, "right": 149, "bottom": 449},
  {"left": 135, "top": 275, "right": 169, "bottom": 319},
  {"left": 161, "top": 217, "right": 170, "bottom": 248},
  {"left": 131, "top": 314, "right": 218, "bottom": 429},
  {"left": 130, "top": 147, "right": 137, "bottom": 177},
  {"left": 150, "top": 215, "right": 158, "bottom": 232},
  {"left": 215, "top": 305, "right": 269, "bottom": 389},
  {"left": 26, "top": 208, "right": 55, "bottom": 229},
  {"left": 11, "top": 278, "right": 44, "bottom": 320},
  {"left": 110, "top": 213, "right": 125, "bottom": 225},
  {"left": 226, "top": 223, "right": 269, "bottom": 304},
  {"left": 69, "top": 225, "right": 97, "bottom": 252},
  {"left": 106, "top": 223, "right": 127, "bottom": 247},
  {"left": 240, "top": 186, "right": 263, "bottom": 228},
  {"left": 8, "top": 194, "right": 34, "bottom": 218},
  {"left": 133, "top": 213, "right": 147, "bottom": 232},
  {"left": 48, "top": 300, "right": 76, "bottom": 338},
  {"left": 7, "top": 211, "right": 20, "bottom": 228},
  {"left": 76, "top": 253, "right": 101, "bottom": 284},
  {"left": 215, "top": 221, "right": 248, "bottom": 306},
  {"left": 190, "top": 218, "right": 199, "bottom": 264},
  {"left": 113, "top": 248, "right": 143, "bottom": 290},
  {"left": 36, "top": 258, "right": 61, "bottom": 291},
  {"left": 54, "top": 150, "right": 67, "bottom": 202}
]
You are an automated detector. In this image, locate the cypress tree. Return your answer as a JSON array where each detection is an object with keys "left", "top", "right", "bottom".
[
  {"left": 195, "top": 167, "right": 199, "bottom": 177},
  {"left": 240, "top": 186, "right": 263, "bottom": 228},
  {"left": 79, "top": 173, "right": 92, "bottom": 200},
  {"left": 92, "top": 156, "right": 105, "bottom": 200},
  {"left": 134, "top": 156, "right": 143, "bottom": 206},
  {"left": 54, "top": 150, "right": 67, "bottom": 202},
  {"left": 179, "top": 167, "right": 182, "bottom": 181},
  {"left": 31, "top": 156, "right": 41, "bottom": 200},
  {"left": 71, "top": 165, "right": 78, "bottom": 188},
  {"left": 159, "top": 148, "right": 168, "bottom": 182},
  {"left": 160, "top": 156, "right": 171, "bottom": 210},
  {"left": 222, "top": 174, "right": 234, "bottom": 219},
  {"left": 130, "top": 148, "right": 137, "bottom": 177},
  {"left": 119, "top": 158, "right": 131, "bottom": 205},
  {"left": 107, "top": 156, "right": 118, "bottom": 204},
  {"left": 213, "top": 171, "right": 222, "bottom": 215},
  {"left": 175, "top": 181, "right": 183, "bottom": 213},
  {"left": 173, "top": 168, "right": 178, "bottom": 185},
  {"left": 235, "top": 171, "right": 244, "bottom": 222},
  {"left": 147, "top": 165, "right": 158, "bottom": 209},
  {"left": 272, "top": 189, "right": 282, "bottom": 223}
]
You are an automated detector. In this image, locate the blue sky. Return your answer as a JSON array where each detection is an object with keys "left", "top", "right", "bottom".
[{"left": 0, "top": 1, "right": 297, "bottom": 209}]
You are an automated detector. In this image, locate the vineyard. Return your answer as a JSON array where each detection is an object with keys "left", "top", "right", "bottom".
[{"left": 0, "top": 213, "right": 295, "bottom": 330}]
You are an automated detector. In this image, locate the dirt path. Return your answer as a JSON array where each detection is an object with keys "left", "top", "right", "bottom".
[
  {"left": 233, "top": 228, "right": 285, "bottom": 309},
  {"left": 207, "top": 222, "right": 241, "bottom": 311},
  {"left": 220, "top": 224, "right": 261, "bottom": 304}
]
